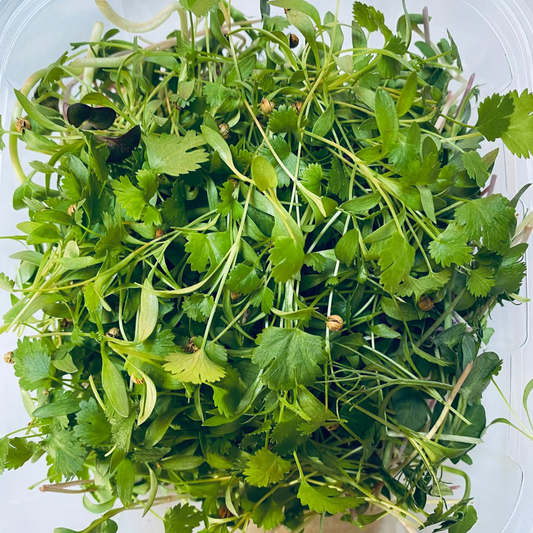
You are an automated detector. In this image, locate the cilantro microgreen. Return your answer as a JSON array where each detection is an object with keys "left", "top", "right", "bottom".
[{"left": 1, "top": 2, "right": 533, "bottom": 532}]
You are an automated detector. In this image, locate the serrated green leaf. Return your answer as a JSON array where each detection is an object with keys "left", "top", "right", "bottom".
[
  {"left": 164, "top": 341, "right": 226, "bottom": 384},
  {"left": 466, "top": 266, "right": 495, "bottom": 297},
  {"left": 297, "top": 480, "right": 362, "bottom": 514},
  {"left": 429, "top": 224, "right": 473, "bottom": 267},
  {"left": 462, "top": 151, "right": 489, "bottom": 187},
  {"left": 352, "top": 2, "right": 391, "bottom": 39},
  {"left": 74, "top": 398, "right": 112, "bottom": 447},
  {"left": 43, "top": 428, "right": 87, "bottom": 476},
  {"left": 268, "top": 105, "right": 299, "bottom": 134},
  {"left": 252, "top": 327, "right": 326, "bottom": 390},
  {"left": 145, "top": 132, "right": 208, "bottom": 176},
  {"left": 501, "top": 89, "right": 533, "bottom": 158},
  {"left": 227, "top": 264, "right": 262, "bottom": 295},
  {"left": 476, "top": 93, "right": 514, "bottom": 141},
  {"left": 454, "top": 195, "right": 516, "bottom": 253},
  {"left": 244, "top": 448, "right": 291, "bottom": 487},
  {"left": 164, "top": 503, "right": 203, "bottom": 533}
]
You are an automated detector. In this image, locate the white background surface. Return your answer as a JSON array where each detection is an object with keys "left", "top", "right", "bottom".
[{"left": 1, "top": 0, "right": 533, "bottom": 531}]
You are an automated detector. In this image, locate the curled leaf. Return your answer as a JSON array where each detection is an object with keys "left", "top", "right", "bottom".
[{"left": 100, "top": 125, "right": 142, "bottom": 163}]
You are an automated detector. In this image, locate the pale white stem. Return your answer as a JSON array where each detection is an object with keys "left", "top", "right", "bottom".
[
  {"left": 95, "top": 0, "right": 187, "bottom": 34},
  {"left": 82, "top": 21, "right": 105, "bottom": 97}
]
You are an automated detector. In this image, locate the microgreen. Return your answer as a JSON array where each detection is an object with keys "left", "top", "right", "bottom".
[{"left": 1, "top": 1, "right": 533, "bottom": 533}]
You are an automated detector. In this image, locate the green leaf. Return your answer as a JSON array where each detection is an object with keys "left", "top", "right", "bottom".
[
  {"left": 131, "top": 447, "right": 171, "bottom": 465},
  {"left": 201, "top": 125, "right": 237, "bottom": 171},
  {"left": 462, "top": 151, "right": 489, "bottom": 187},
  {"left": 270, "top": 236, "right": 305, "bottom": 282},
  {"left": 109, "top": 408, "right": 136, "bottom": 452},
  {"left": 268, "top": 105, "right": 299, "bottom": 134},
  {"left": 244, "top": 448, "right": 291, "bottom": 487},
  {"left": 252, "top": 497, "right": 285, "bottom": 530},
  {"left": 161, "top": 454, "right": 205, "bottom": 470},
  {"left": 0, "top": 437, "right": 9, "bottom": 474},
  {"left": 381, "top": 297, "right": 420, "bottom": 322},
  {"left": 286, "top": 10, "right": 316, "bottom": 46},
  {"left": 392, "top": 389, "right": 428, "bottom": 431},
  {"left": 145, "top": 132, "right": 208, "bottom": 176},
  {"left": 450, "top": 506, "right": 478, "bottom": 533},
  {"left": 252, "top": 155, "right": 278, "bottom": 191},
  {"left": 0, "top": 272, "right": 14, "bottom": 292},
  {"left": 476, "top": 93, "right": 514, "bottom": 141},
  {"left": 461, "top": 352, "right": 502, "bottom": 405},
  {"left": 56, "top": 256, "right": 103, "bottom": 270},
  {"left": 375, "top": 88, "right": 399, "bottom": 153},
  {"left": 185, "top": 231, "right": 231, "bottom": 273},
  {"left": 454, "top": 195, "right": 516, "bottom": 253},
  {"left": 418, "top": 185, "right": 436, "bottom": 222},
  {"left": 112, "top": 173, "right": 161, "bottom": 225},
  {"left": 396, "top": 270, "right": 451, "bottom": 300},
  {"left": 179, "top": 0, "right": 220, "bottom": 17},
  {"left": 74, "top": 398, "right": 112, "bottom": 447},
  {"left": 137, "top": 372, "right": 157, "bottom": 426},
  {"left": 183, "top": 293, "right": 214, "bottom": 322},
  {"left": 5, "top": 438, "right": 37, "bottom": 470},
  {"left": 466, "top": 266, "right": 495, "bottom": 297},
  {"left": 335, "top": 228, "right": 359, "bottom": 266},
  {"left": 447, "top": 30, "right": 463, "bottom": 69},
  {"left": 312, "top": 103, "right": 335, "bottom": 137},
  {"left": 144, "top": 409, "right": 181, "bottom": 448},
  {"left": 43, "top": 428, "right": 87, "bottom": 476},
  {"left": 102, "top": 353, "right": 130, "bottom": 418},
  {"left": 227, "top": 264, "right": 262, "bottom": 295},
  {"left": 143, "top": 466, "right": 158, "bottom": 517},
  {"left": 501, "top": 89, "right": 533, "bottom": 158},
  {"left": 352, "top": 2, "right": 391, "bottom": 39},
  {"left": 27, "top": 223, "right": 61, "bottom": 245},
  {"left": 164, "top": 341, "right": 226, "bottom": 384},
  {"left": 429, "top": 224, "right": 473, "bottom": 267},
  {"left": 397, "top": 71, "right": 418, "bottom": 116},
  {"left": 341, "top": 192, "right": 381, "bottom": 214},
  {"left": 297, "top": 480, "right": 361, "bottom": 514},
  {"left": 370, "top": 323, "right": 401, "bottom": 339},
  {"left": 252, "top": 327, "right": 326, "bottom": 390},
  {"left": 15, "top": 90, "right": 66, "bottom": 131},
  {"left": 301, "top": 164, "right": 324, "bottom": 196},
  {"left": 371, "top": 231, "right": 415, "bottom": 292},
  {"left": 218, "top": 181, "right": 243, "bottom": 218},
  {"left": 327, "top": 157, "right": 350, "bottom": 200},
  {"left": 270, "top": 0, "right": 321, "bottom": 26},
  {"left": 250, "top": 286, "right": 275, "bottom": 315},
  {"left": 135, "top": 280, "right": 159, "bottom": 343},
  {"left": 211, "top": 368, "right": 242, "bottom": 418},
  {"left": 116, "top": 458, "right": 135, "bottom": 507},
  {"left": 32, "top": 399, "right": 81, "bottom": 419},
  {"left": 203, "top": 80, "right": 239, "bottom": 109},
  {"left": 164, "top": 503, "right": 203, "bottom": 533},
  {"left": 13, "top": 338, "right": 51, "bottom": 390}
]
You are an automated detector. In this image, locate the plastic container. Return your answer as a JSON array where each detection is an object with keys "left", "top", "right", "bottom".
[{"left": 0, "top": 1, "right": 532, "bottom": 531}]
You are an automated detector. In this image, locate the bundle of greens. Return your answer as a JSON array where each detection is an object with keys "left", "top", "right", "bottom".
[{"left": 1, "top": 1, "right": 533, "bottom": 532}]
